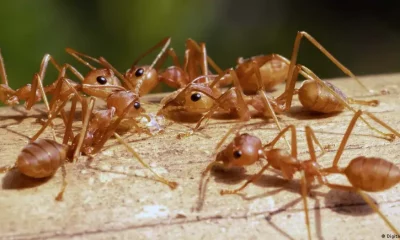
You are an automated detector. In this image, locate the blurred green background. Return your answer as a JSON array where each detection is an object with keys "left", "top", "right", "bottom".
[{"left": 0, "top": 0, "right": 399, "bottom": 94}]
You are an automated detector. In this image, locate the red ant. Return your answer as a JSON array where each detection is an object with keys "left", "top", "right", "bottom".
[
  {"left": 0, "top": 88, "right": 177, "bottom": 201},
  {"left": 66, "top": 37, "right": 226, "bottom": 97},
  {"left": 201, "top": 110, "right": 399, "bottom": 239},
  {"left": 0, "top": 49, "right": 64, "bottom": 111},
  {"left": 158, "top": 56, "right": 290, "bottom": 141},
  {"left": 0, "top": 89, "right": 88, "bottom": 200}
]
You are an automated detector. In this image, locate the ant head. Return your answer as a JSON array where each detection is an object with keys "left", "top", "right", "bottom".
[
  {"left": 82, "top": 69, "right": 122, "bottom": 98},
  {"left": 216, "top": 133, "right": 263, "bottom": 168},
  {"left": 160, "top": 85, "right": 215, "bottom": 114},
  {"left": 106, "top": 91, "right": 145, "bottom": 118},
  {"left": 125, "top": 66, "right": 158, "bottom": 95}
]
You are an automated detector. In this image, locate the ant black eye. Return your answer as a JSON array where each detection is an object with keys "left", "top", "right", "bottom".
[
  {"left": 135, "top": 68, "right": 144, "bottom": 77},
  {"left": 233, "top": 150, "right": 242, "bottom": 159},
  {"left": 134, "top": 102, "right": 141, "bottom": 109},
  {"left": 96, "top": 76, "right": 107, "bottom": 85},
  {"left": 191, "top": 93, "right": 201, "bottom": 102}
]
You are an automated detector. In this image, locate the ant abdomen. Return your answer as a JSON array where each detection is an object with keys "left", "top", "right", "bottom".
[
  {"left": 344, "top": 157, "right": 400, "bottom": 192},
  {"left": 298, "top": 80, "right": 346, "bottom": 113},
  {"left": 16, "top": 139, "right": 68, "bottom": 178},
  {"left": 236, "top": 56, "right": 288, "bottom": 94}
]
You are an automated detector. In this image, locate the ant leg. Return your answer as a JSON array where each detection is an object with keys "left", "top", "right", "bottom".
[
  {"left": 37, "top": 54, "right": 62, "bottom": 81},
  {"left": 251, "top": 61, "right": 290, "bottom": 149},
  {"left": 29, "top": 74, "right": 57, "bottom": 141},
  {"left": 200, "top": 43, "right": 209, "bottom": 82},
  {"left": 286, "top": 31, "right": 373, "bottom": 94},
  {"left": 30, "top": 94, "right": 75, "bottom": 141},
  {"left": 304, "top": 126, "right": 326, "bottom": 160},
  {"left": 72, "top": 97, "right": 95, "bottom": 161},
  {"left": 364, "top": 111, "right": 400, "bottom": 138},
  {"left": 131, "top": 37, "right": 171, "bottom": 68},
  {"left": 89, "top": 99, "right": 138, "bottom": 154},
  {"left": 220, "top": 163, "right": 271, "bottom": 195},
  {"left": 56, "top": 93, "right": 75, "bottom": 199},
  {"left": 44, "top": 64, "right": 84, "bottom": 105},
  {"left": 186, "top": 38, "right": 224, "bottom": 75},
  {"left": 25, "top": 54, "right": 63, "bottom": 109},
  {"left": 264, "top": 125, "right": 298, "bottom": 159},
  {"left": 62, "top": 64, "right": 85, "bottom": 82},
  {"left": 300, "top": 171, "right": 312, "bottom": 240},
  {"left": 357, "top": 189, "right": 399, "bottom": 235},
  {"left": 325, "top": 182, "right": 399, "bottom": 235},
  {"left": 62, "top": 96, "right": 78, "bottom": 145},
  {"left": 0, "top": 165, "right": 17, "bottom": 174},
  {"left": 65, "top": 48, "right": 98, "bottom": 70},
  {"left": 163, "top": 48, "right": 181, "bottom": 68},
  {"left": 282, "top": 64, "right": 302, "bottom": 111},
  {"left": 185, "top": 45, "right": 200, "bottom": 82},
  {"left": 113, "top": 132, "right": 178, "bottom": 190},
  {"left": 183, "top": 48, "right": 190, "bottom": 73},
  {"left": 55, "top": 163, "right": 68, "bottom": 201},
  {"left": 330, "top": 110, "right": 362, "bottom": 169},
  {"left": 58, "top": 77, "right": 87, "bottom": 121},
  {"left": 0, "top": 49, "right": 9, "bottom": 86},
  {"left": 48, "top": 75, "right": 87, "bottom": 124},
  {"left": 27, "top": 74, "right": 48, "bottom": 110},
  {"left": 347, "top": 98, "right": 379, "bottom": 107},
  {"left": 147, "top": 37, "right": 171, "bottom": 71},
  {"left": 330, "top": 110, "right": 399, "bottom": 170},
  {"left": 302, "top": 66, "right": 394, "bottom": 140}
]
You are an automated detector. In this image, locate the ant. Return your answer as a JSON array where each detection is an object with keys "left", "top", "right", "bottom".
[
  {"left": 201, "top": 110, "right": 399, "bottom": 239},
  {"left": 41, "top": 80, "right": 177, "bottom": 189},
  {"left": 66, "top": 37, "right": 225, "bottom": 97},
  {"left": 233, "top": 31, "right": 380, "bottom": 100},
  {"left": 0, "top": 49, "right": 64, "bottom": 111},
  {"left": 1, "top": 87, "right": 177, "bottom": 199},
  {"left": 274, "top": 32, "right": 382, "bottom": 114},
  {"left": 35, "top": 51, "right": 154, "bottom": 136},
  {"left": 217, "top": 32, "right": 384, "bottom": 135},
  {"left": 158, "top": 58, "right": 288, "bottom": 139},
  {"left": 0, "top": 89, "right": 88, "bottom": 201}
]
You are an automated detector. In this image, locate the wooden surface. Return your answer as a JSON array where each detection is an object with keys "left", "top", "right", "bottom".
[{"left": 0, "top": 74, "right": 400, "bottom": 240}]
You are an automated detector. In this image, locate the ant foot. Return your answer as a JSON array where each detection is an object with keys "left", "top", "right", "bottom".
[
  {"left": 168, "top": 181, "right": 178, "bottom": 190},
  {"left": 220, "top": 189, "right": 237, "bottom": 195},
  {"left": 177, "top": 130, "right": 194, "bottom": 139}
]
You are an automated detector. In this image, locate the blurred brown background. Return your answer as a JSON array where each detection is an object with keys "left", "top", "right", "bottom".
[{"left": 0, "top": 0, "right": 399, "bottom": 92}]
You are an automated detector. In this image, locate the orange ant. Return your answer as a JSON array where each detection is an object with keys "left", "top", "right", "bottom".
[
  {"left": 275, "top": 32, "right": 381, "bottom": 114},
  {"left": 43, "top": 79, "right": 176, "bottom": 189},
  {"left": 201, "top": 110, "right": 400, "bottom": 239},
  {"left": 219, "top": 33, "right": 383, "bottom": 135},
  {"left": 202, "top": 33, "right": 392, "bottom": 140},
  {"left": 0, "top": 49, "right": 64, "bottom": 111},
  {"left": 232, "top": 31, "right": 380, "bottom": 99},
  {"left": 158, "top": 58, "right": 293, "bottom": 143},
  {"left": 0, "top": 90, "right": 89, "bottom": 201},
  {"left": 1, "top": 89, "right": 177, "bottom": 199},
  {"left": 66, "top": 37, "right": 225, "bottom": 97},
  {"left": 38, "top": 50, "right": 153, "bottom": 135}
]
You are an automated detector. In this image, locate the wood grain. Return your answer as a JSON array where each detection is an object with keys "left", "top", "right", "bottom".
[{"left": 0, "top": 73, "right": 399, "bottom": 240}]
